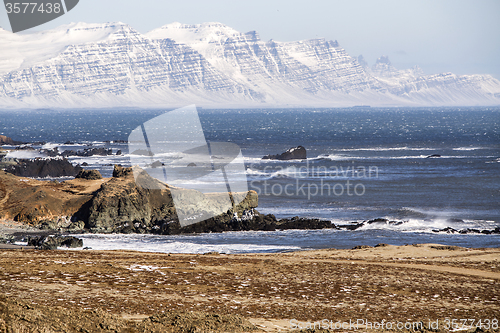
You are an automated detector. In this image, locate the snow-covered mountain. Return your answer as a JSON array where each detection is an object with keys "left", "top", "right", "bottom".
[{"left": 0, "top": 22, "right": 499, "bottom": 108}]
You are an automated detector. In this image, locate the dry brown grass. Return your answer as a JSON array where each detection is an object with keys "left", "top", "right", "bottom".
[{"left": 0, "top": 244, "right": 499, "bottom": 332}]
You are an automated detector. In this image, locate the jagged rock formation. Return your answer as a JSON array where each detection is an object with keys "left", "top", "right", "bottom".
[
  {"left": 86, "top": 166, "right": 259, "bottom": 233},
  {"left": 0, "top": 22, "right": 499, "bottom": 107},
  {"left": 4, "top": 158, "right": 83, "bottom": 178},
  {"left": 0, "top": 135, "right": 16, "bottom": 145},
  {"left": 61, "top": 147, "right": 113, "bottom": 157},
  {"left": 262, "top": 146, "right": 307, "bottom": 160},
  {"left": 75, "top": 169, "right": 102, "bottom": 180},
  {"left": 3, "top": 168, "right": 499, "bottom": 235},
  {"left": 27, "top": 235, "right": 83, "bottom": 250}
]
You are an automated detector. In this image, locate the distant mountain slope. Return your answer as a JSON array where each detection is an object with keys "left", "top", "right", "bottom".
[{"left": 0, "top": 22, "right": 499, "bottom": 108}]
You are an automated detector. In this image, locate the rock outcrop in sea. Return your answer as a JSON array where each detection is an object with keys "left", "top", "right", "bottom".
[
  {"left": 262, "top": 146, "right": 307, "bottom": 160},
  {"left": 84, "top": 165, "right": 261, "bottom": 233},
  {"left": 27, "top": 235, "right": 83, "bottom": 250},
  {"left": 61, "top": 147, "right": 113, "bottom": 157},
  {"left": 4, "top": 158, "right": 83, "bottom": 178}
]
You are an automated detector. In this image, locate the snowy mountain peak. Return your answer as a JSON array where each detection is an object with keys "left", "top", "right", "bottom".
[
  {"left": 147, "top": 22, "right": 246, "bottom": 44},
  {"left": 0, "top": 21, "right": 139, "bottom": 76}
]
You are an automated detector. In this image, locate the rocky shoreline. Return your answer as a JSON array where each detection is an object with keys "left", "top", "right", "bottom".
[
  {"left": 1, "top": 162, "right": 499, "bottom": 249},
  {"left": 1, "top": 138, "right": 499, "bottom": 248}
]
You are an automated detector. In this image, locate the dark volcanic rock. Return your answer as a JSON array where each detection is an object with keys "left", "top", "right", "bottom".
[
  {"left": 40, "top": 147, "right": 59, "bottom": 157},
  {"left": 367, "top": 218, "right": 388, "bottom": 223},
  {"left": 458, "top": 228, "right": 481, "bottom": 234},
  {"left": 352, "top": 245, "right": 372, "bottom": 249},
  {"left": 337, "top": 222, "right": 365, "bottom": 230},
  {"left": 86, "top": 166, "right": 169, "bottom": 233},
  {"left": 58, "top": 236, "right": 83, "bottom": 248},
  {"left": 432, "top": 227, "right": 500, "bottom": 234},
  {"left": 75, "top": 169, "right": 102, "bottom": 180},
  {"left": 158, "top": 212, "right": 275, "bottom": 235},
  {"left": 157, "top": 213, "right": 336, "bottom": 235},
  {"left": 432, "top": 227, "right": 456, "bottom": 233},
  {"left": 276, "top": 216, "right": 335, "bottom": 230},
  {"left": 262, "top": 146, "right": 307, "bottom": 160},
  {"left": 61, "top": 147, "right": 113, "bottom": 157},
  {"left": 27, "top": 235, "right": 83, "bottom": 250},
  {"left": 367, "top": 218, "right": 405, "bottom": 226},
  {"left": 4, "top": 158, "right": 83, "bottom": 178}
]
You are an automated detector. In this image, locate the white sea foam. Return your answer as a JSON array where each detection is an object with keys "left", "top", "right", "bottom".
[
  {"left": 335, "top": 147, "right": 439, "bottom": 152},
  {"left": 452, "top": 147, "right": 483, "bottom": 151},
  {"left": 313, "top": 154, "right": 483, "bottom": 161},
  {"left": 63, "top": 222, "right": 500, "bottom": 254},
  {"left": 74, "top": 233, "right": 302, "bottom": 254},
  {"left": 5, "top": 150, "right": 46, "bottom": 159}
]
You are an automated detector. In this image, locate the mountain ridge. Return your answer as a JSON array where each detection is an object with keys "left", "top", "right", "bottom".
[{"left": 0, "top": 21, "right": 499, "bottom": 108}]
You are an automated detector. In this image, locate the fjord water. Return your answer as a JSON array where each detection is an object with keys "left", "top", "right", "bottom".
[{"left": 1, "top": 107, "right": 499, "bottom": 250}]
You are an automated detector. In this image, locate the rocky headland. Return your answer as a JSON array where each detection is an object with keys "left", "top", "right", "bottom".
[
  {"left": 0, "top": 162, "right": 352, "bottom": 237},
  {"left": 0, "top": 135, "right": 19, "bottom": 145},
  {"left": 0, "top": 165, "right": 260, "bottom": 235}
]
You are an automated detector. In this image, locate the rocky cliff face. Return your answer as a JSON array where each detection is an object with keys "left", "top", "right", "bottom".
[
  {"left": 0, "top": 22, "right": 499, "bottom": 107},
  {"left": 0, "top": 135, "right": 16, "bottom": 145},
  {"left": 0, "top": 165, "right": 259, "bottom": 234},
  {"left": 148, "top": 22, "right": 378, "bottom": 98}
]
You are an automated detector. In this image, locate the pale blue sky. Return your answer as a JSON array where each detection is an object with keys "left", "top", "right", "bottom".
[{"left": 1, "top": 0, "right": 499, "bottom": 79}]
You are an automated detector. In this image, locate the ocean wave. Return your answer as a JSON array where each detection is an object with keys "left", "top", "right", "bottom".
[
  {"left": 335, "top": 147, "right": 438, "bottom": 152},
  {"left": 313, "top": 154, "right": 488, "bottom": 161},
  {"left": 452, "top": 147, "right": 483, "bottom": 151},
  {"left": 354, "top": 217, "right": 499, "bottom": 234},
  {"left": 67, "top": 224, "right": 500, "bottom": 254},
  {"left": 73, "top": 234, "right": 301, "bottom": 254},
  {"left": 334, "top": 146, "right": 489, "bottom": 152}
]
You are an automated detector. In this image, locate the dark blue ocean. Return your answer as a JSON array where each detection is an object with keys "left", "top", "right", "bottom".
[{"left": 1, "top": 107, "right": 499, "bottom": 251}]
